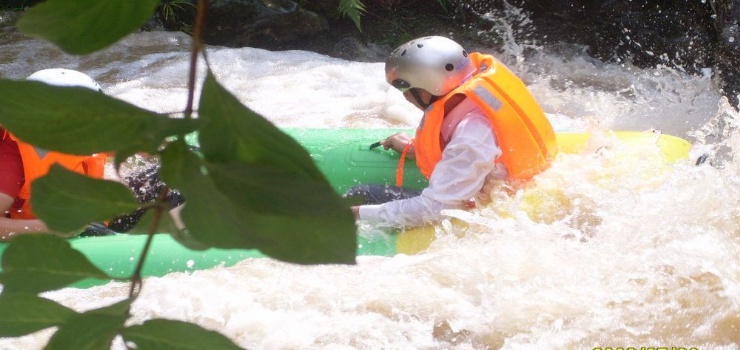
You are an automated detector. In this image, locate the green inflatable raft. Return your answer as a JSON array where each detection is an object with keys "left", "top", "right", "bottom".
[{"left": 0, "top": 128, "right": 692, "bottom": 287}]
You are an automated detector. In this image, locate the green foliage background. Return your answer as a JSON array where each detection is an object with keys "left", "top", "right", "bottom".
[{"left": 0, "top": 0, "right": 365, "bottom": 348}]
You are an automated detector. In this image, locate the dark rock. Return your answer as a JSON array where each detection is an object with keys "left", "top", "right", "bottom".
[
  {"left": 1, "top": 0, "right": 44, "bottom": 9},
  {"left": 587, "top": 2, "right": 715, "bottom": 72},
  {"left": 496, "top": 0, "right": 717, "bottom": 73},
  {"left": 298, "top": 0, "right": 339, "bottom": 19},
  {"left": 711, "top": 0, "right": 740, "bottom": 106},
  {"left": 331, "top": 37, "right": 392, "bottom": 62},
  {"left": 201, "top": 0, "right": 328, "bottom": 48},
  {"left": 445, "top": 0, "right": 738, "bottom": 108}
]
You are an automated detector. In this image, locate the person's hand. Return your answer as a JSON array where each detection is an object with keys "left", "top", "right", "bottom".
[{"left": 380, "top": 132, "right": 413, "bottom": 154}]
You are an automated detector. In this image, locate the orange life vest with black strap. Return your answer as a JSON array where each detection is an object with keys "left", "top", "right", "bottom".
[
  {"left": 3, "top": 131, "right": 106, "bottom": 219},
  {"left": 411, "top": 52, "right": 558, "bottom": 183}
]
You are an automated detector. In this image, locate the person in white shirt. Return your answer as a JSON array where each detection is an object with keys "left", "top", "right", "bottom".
[{"left": 348, "top": 36, "right": 558, "bottom": 228}]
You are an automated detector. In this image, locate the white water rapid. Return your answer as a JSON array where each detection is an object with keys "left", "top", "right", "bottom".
[{"left": 1, "top": 17, "right": 738, "bottom": 350}]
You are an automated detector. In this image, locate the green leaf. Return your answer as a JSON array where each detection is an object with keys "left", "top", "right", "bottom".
[
  {"left": 32, "top": 165, "right": 141, "bottom": 233},
  {"left": 126, "top": 202, "right": 211, "bottom": 250},
  {"left": 198, "top": 71, "right": 324, "bottom": 181},
  {"left": 164, "top": 74, "right": 357, "bottom": 264},
  {"left": 122, "top": 319, "right": 244, "bottom": 350},
  {"left": 0, "top": 294, "right": 78, "bottom": 337},
  {"left": 46, "top": 299, "right": 131, "bottom": 350},
  {"left": 209, "top": 161, "right": 357, "bottom": 264},
  {"left": 162, "top": 138, "right": 357, "bottom": 264},
  {"left": 160, "top": 144, "right": 260, "bottom": 249},
  {"left": 245, "top": 206, "right": 358, "bottom": 264},
  {"left": 150, "top": 141, "right": 210, "bottom": 250},
  {"left": 207, "top": 161, "right": 346, "bottom": 216},
  {"left": 0, "top": 235, "right": 109, "bottom": 293},
  {"left": 0, "top": 79, "right": 200, "bottom": 160},
  {"left": 127, "top": 206, "right": 178, "bottom": 235},
  {"left": 338, "top": 0, "right": 366, "bottom": 30},
  {"left": 16, "top": 0, "right": 160, "bottom": 55}
]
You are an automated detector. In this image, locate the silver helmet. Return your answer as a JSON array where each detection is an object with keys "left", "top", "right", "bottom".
[
  {"left": 385, "top": 36, "right": 475, "bottom": 96},
  {"left": 27, "top": 68, "right": 103, "bottom": 92}
]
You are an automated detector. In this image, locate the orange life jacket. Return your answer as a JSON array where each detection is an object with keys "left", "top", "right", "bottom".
[
  {"left": 4, "top": 131, "right": 106, "bottom": 219},
  {"left": 412, "top": 52, "right": 558, "bottom": 182}
]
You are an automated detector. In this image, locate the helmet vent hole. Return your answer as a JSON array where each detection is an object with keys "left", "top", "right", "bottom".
[
  {"left": 445, "top": 63, "right": 454, "bottom": 71},
  {"left": 463, "top": 50, "right": 468, "bottom": 57},
  {"left": 400, "top": 49, "right": 407, "bottom": 56},
  {"left": 417, "top": 43, "right": 424, "bottom": 48}
]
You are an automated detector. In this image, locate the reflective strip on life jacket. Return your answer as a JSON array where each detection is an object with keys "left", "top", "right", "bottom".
[{"left": 412, "top": 52, "right": 558, "bottom": 183}]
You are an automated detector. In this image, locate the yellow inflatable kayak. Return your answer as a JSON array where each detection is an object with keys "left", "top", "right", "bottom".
[{"left": 393, "top": 130, "right": 692, "bottom": 254}]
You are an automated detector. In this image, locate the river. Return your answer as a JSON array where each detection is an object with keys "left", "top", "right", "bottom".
[{"left": 0, "top": 13, "right": 738, "bottom": 350}]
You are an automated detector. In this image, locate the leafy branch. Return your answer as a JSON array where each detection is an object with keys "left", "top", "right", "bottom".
[
  {"left": 339, "top": 0, "right": 366, "bottom": 29},
  {"left": 0, "top": 0, "right": 357, "bottom": 348}
]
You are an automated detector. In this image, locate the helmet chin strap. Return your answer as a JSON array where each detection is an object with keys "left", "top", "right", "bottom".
[{"left": 411, "top": 89, "right": 438, "bottom": 109}]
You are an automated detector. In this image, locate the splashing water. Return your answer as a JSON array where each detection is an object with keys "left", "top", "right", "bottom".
[{"left": 0, "top": 16, "right": 738, "bottom": 350}]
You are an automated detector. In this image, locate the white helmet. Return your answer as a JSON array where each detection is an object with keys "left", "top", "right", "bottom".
[
  {"left": 27, "top": 68, "right": 102, "bottom": 92},
  {"left": 385, "top": 36, "right": 475, "bottom": 96}
]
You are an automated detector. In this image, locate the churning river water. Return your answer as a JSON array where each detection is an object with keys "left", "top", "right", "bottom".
[{"left": 0, "top": 15, "right": 738, "bottom": 350}]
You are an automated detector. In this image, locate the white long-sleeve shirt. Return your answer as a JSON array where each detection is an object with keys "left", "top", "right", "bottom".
[{"left": 358, "top": 99, "right": 506, "bottom": 227}]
